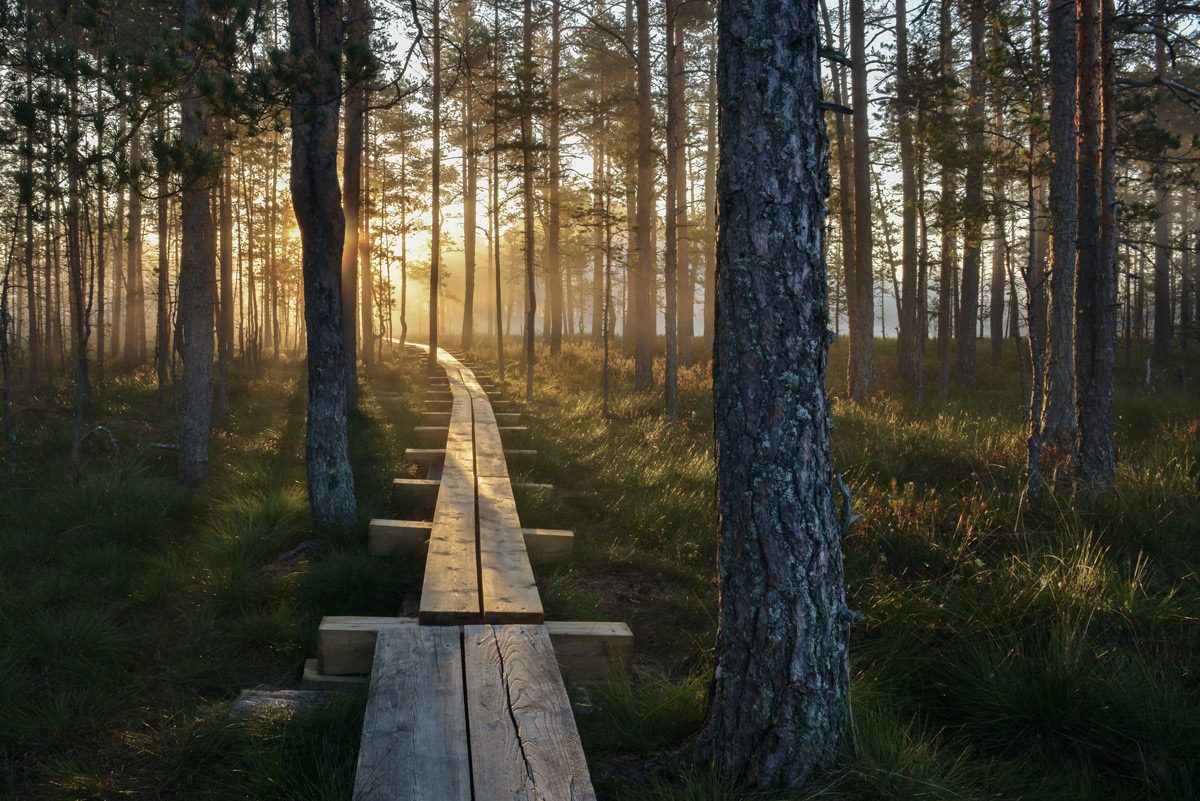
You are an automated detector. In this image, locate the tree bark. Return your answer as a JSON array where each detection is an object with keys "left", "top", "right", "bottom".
[
  {"left": 546, "top": 0, "right": 563, "bottom": 355},
  {"left": 178, "top": 0, "right": 217, "bottom": 483},
  {"left": 288, "top": 0, "right": 357, "bottom": 527},
  {"left": 1151, "top": 0, "right": 1172, "bottom": 367},
  {"left": 848, "top": 0, "right": 874, "bottom": 399},
  {"left": 429, "top": 0, "right": 442, "bottom": 370},
  {"left": 125, "top": 121, "right": 146, "bottom": 369},
  {"left": 521, "top": 0, "right": 537, "bottom": 401},
  {"left": 633, "top": 0, "right": 654, "bottom": 390},
  {"left": 343, "top": 0, "right": 365, "bottom": 401},
  {"left": 1043, "top": 0, "right": 1078, "bottom": 457},
  {"left": 701, "top": 25, "right": 717, "bottom": 352},
  {"left": 956, "top": 1, "right": 985, "bottom": 388},
  {"left": 663, "top": 0, "right": 683, "bottom": 419},
  {"left": 896, "top": 0, "right": 918, "bottom": 387},
  {"left": 461, "top": 0, "right": 477, "bottom": 351},
  {"left": 693, "top": 0, "right": 849, "bottom": 787},
  {"left": 217, "top": 136, "right": 234, "bottom": 417},
  {"left": 155, "top": 108, "right": 171, "bottom": 398},
  {"left": 1074, "top": 0, "right": 1117, "bottom": 486}
]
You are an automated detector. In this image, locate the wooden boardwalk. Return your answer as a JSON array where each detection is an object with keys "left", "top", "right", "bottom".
[{"left": 303, "top": 345, "right": 631, "bottom": 800}]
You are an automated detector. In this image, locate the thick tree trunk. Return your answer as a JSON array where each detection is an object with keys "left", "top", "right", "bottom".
[
  {"left": 1075, "top": 0, "right": 1117, "bottom": 486},
  {"left": 848, "top": 0, "right": 874, "bottom": 399},
  {"left": 693, "top": 0, "right": 849, "bottom": 787},
  {"left": 956, "top": 2, "right": 985, "bottom": 388},
  {"left": 178, "top": 0, "right": 217, "bottom": 483},
  {"left": 125, "top": 122, "right": 145, "bottom": 369},
  {"left": 1042, "top": 0, "right": 1078, "bottom": 457},
  {"left": 288, "top": 0, "right": 357, "bottom": 527},
  {"left": 990, "top": 94, "right": 1007, "bottom": 362}
]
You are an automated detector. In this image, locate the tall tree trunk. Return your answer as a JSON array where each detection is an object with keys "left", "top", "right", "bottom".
[
  {"left": 217, "top": 136, "right": 234, "bottom": 417},
  {"left": 693, "top": 0, "right": 848, "bottom": 786},
  {"left": 663, "top": 0, "right": 683, "bottom": 419},
  {"left": 546, "top": 0, "right": 564, "bottom": 355},
  {"left": 1075, "top": 0, "right": 1117, "bottom": 486},
  {"left": 288, "top": 0, "right": 357, "bottom": 526},
  {"left": 936, "top": 0, "right": 954, "bottom": 399},
  {"left": 343, "top": 0, "right": 365, "bottom": 402},
  {"left": 896, "top": 0, "right": 918, "bottom": 387},
  {"left": 956, "top": 2, "right": 985, "bottom": 388},
  {"left": 65, "top": 76, "right": 91, "bottom": 470},
  {"left": 848, "top": 0, "right": 875, "bottom": 400},
  {"left": 361, "top": 95, "right": 374, "bottom": 367},
  {"left": 178, "top": 0, "right": 217, "bottom": 483},
  {"left": 990, "top": 95, "right": 1007, "bottom": 362},
  {"left": 429, "top": 0, "right": 442, "bottom": 369},
  {"left": 1151, "top": 0, "right": 1172, "bottom": 367},
  {"left": 1042, "top": 0, "right": 1078, "bottom": 458},
  {"left": 1024, "top": 0, "right": 1049, "bottom": 500},
  {"left": 672, "top": 12, "right": 690, "bottom": 367},
  {"left": 701, "top": 25, "right": 717, "bottom": 352},
  {"left": 521, "top": 0, "right": 537, "bottom": 401},
  {"left": 125, "top": 122, "right": 145, "bottom": 369},
  {"left": 492, "top": 0, "right": 504, "bottom": 378},
  {"left": 461, "top": 0, "right": 477, "bottom": 351},
  {"left": 155, "top": 107, "right": 170, "bottom": 398},
  {"left": 110, "top": 133, "right": 125, "bottom": 364},
  {"left": 633, "top": 0, "right": 654, "bottom": 390}
]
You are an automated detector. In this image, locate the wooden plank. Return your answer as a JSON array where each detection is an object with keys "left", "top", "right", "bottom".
[
  {"left": 472, "top": 400, "right": 509, "bottom": 478},
  {"left": 477, "top": 474, "right": 543, "bottom": 623},
  {"left": 319, "top": 616, "right": 631, "bottom": 678},
  {"left": 412, "top": 426, "right": 449, "bottom": 448},
  {"left": 464, "top": 624, "right": 597, "bottom": 800},
  {"left": 495, "top": 412, "right": 522, "bottom": 426},
  {"left": 522, "top": 528, "right": 574, "bottom": 566},
  {"left": 420, "top": 411, "right": 452, "bottom": 426},
  {"left": 318, "top": 616, "right": 416, "bottom": 675},
  {"left": 368, "top": 522, "right": 568, "bottom": 565},
  {"left": 420, "top": 377, "right": 481, "bottom": 623},
  {"left": 302, "top": 658, "right": 369, "bottom": 691},
  {"left": 353, "top": 625, "right": 472, "bottom": 801},
  {"left": 405, "top": 448, "right": 445, "bottom": 468},
  {"left": 368, "top": 519, "right": 432, "bottom": 557},
  {"left": 391, "top": 478, "right": 439, "bottom": 518},
  {"left": 544, "top": 621, "right": 634, "bottom": 681}
]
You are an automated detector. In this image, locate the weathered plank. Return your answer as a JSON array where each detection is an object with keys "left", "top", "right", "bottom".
[
  {"left": 367, "top": 519, "right": 432, "bottom": 557},
  {"left": 522, "top": 528, "right": 574, "bottom": 566},
  {"left": 412, "top": 426, "right": 449, "bottom": 448},
  {"left": 464, "top": 624, "right": 597, "bottom": 800},
  {"left": 543, "top": 622, "right": 634, "bottom": 681},
  {"left": 319, "top": 616, "right": 632, "bottom": 678},
  {"left": 302, "top": 658, "right": 369, "bottom": 691},
  {"left": 477, "top": 474, "right": 543, "bottom": 623},
  {"left": 419, "top": 373, "right": 481, "bottom": 624},
  {"left": 353, "top": 625, "right": 472, "bottom": 801},
  {"left": 391, "top": 478, "right": 439, "bottom": 518}
]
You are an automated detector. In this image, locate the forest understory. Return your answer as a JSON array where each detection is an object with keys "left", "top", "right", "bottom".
[{"left": 0, "top": 339, "right": 1195, "bottom": 801}]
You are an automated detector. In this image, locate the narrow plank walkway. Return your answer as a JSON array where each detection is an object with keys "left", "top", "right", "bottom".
[{"left": 350, "top": 345, "right": 600, "bottom": 801}]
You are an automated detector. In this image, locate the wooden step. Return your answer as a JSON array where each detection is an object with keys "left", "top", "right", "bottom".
[
  {"left": 301, "top": 658, "right": 369, "bottom": 691},
  {"left": 369, "top": 519, "right": 573, "bottom": 565},
  {"left": 391, "top": 478, "right": 439, "bottom": 519},
  {"left": 318, "top": 616, "right": 632, "bottom": 679},
  {"left": 405, "top": 447, "right": 537, "bottom": 468}
]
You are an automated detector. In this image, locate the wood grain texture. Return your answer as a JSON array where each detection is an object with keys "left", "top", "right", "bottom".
[
  {"left": 318, "top": 616, "right": 415, "bottom": 675},
  {"left": 353, "top": 625, "right": 472, "bottom": 801},
  {"left": 463, "top": 624, "right": 597, "bottom": 800},
  {"left": 477, "top": 475, "right": 543, "bottom": 623},
  {"left": 420, "top": 369, "right": 481, "bottom": 624}
]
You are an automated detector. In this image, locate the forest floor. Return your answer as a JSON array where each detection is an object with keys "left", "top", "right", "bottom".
[{"left": 1, "top": 340, "right": 1197, "bottom": 800}]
